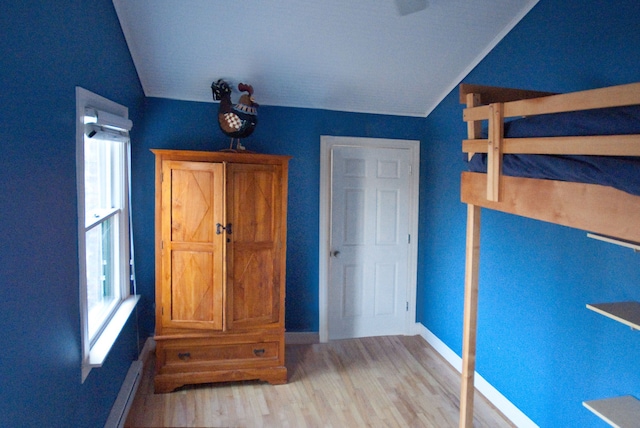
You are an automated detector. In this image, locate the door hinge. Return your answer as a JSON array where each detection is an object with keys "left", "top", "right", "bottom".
[
  {"left": 406, "top": 302, "right": 409, "bottom": 311},
  {"left": 408, "top": 234, "right": 411, "bottom": 244}
]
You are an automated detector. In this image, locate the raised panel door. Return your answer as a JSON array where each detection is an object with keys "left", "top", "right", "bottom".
[
  {"left": 328, "top": 146, "right": 410, "bottom": 339},
  {"left": 161, "top": 160, "right": 225, "bottom": 331},
  {"left": 226, "top": 163, "right": 284, "bottom": 329}
]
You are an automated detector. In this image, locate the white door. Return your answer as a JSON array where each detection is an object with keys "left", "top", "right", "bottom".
[{"left": 327, "top": 144, "right": 413, "bottom": 340}]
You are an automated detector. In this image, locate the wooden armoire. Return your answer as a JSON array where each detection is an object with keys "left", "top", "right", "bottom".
[{"left": 151, "top": 149, "right": 290, "bottom": 393}]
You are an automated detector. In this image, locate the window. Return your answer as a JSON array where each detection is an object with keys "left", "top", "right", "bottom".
[{"left": 76, "top": 88, "right": 139, "bottom": 382}]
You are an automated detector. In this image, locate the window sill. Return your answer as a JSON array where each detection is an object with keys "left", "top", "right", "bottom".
[{"left": 82, "top": 295, "right": 140, "bottom": 382}]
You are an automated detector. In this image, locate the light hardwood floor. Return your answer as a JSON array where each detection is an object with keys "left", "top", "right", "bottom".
[{"left": 125, "top": 335, "right": 514, "bottom": 427}]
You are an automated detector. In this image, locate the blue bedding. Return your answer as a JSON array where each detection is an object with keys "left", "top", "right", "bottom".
[{"left": 466, "top": 105, "right": 640, "bottom": 196}]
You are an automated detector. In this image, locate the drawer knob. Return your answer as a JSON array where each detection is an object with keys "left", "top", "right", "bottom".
[
  {"left": 178, "top": 352, "right": 191, "bottom": 361},
  {"left": 253, "top": 348, "right": 265, "bottom": 357}
]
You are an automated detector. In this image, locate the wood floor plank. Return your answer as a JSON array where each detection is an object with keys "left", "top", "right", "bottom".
[{"left": 125, "top": 335, "right": 514, "bottom": 427}]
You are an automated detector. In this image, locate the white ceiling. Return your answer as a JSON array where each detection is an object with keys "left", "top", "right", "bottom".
[{"left": 113, "top": 0, "right": 538, "bottom": 117}]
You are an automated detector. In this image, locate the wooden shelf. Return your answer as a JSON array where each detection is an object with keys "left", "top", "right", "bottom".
[
  {"left": 584, "top": 304, "right": 640, "bottom": 426},
  {"left": 582, "top": 302, "right": 640, "bottom": 428},
  {"left": 586, "top": 302, "right": 640, "bottom": 330},
  {"left": 583, "top": 396, "right": 640, "bottom": 428}
]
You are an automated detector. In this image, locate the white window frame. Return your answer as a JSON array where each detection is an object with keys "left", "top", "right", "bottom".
[{"left": 76, "top": 87, "right": 139, "bottom": 382}]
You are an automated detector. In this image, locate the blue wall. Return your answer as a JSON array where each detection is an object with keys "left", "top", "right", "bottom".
[
  {"left": 1, "top": 1, "right": 144, "bottom": 426},
  {"left": 2, "top": 0, "right": 639, "bottom": 426},
  {"left": 419, "top": 0, "right": 640, "bottom": 426},
  {"left": 132, "top": 99, "right": 426, "bottom": 336}
]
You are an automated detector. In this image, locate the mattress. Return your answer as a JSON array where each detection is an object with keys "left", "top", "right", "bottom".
[{"left": 467, "top": 105, "right": 640, "bottom": 196}]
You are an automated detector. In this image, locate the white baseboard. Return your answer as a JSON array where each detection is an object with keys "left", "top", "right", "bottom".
[
  {"left": 138, "top": 336, "right": 155, "bottom": 362},
  {"left": 104, "top": 338, "right": 154, "bottom": 428},
  {"left": 413, "top": 323, "right": 538, "bottom": 428},
  {"left": 104, "top": 359, "right": 143, "bottom": 428},
  {"left": 285, "top": 331, "right": 319, "bottom": 345}
]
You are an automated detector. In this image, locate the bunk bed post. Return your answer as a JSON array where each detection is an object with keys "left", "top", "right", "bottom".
[
  {"left": 466, "top": 93, "right": 481, "bottom": 160},
  {"left": 487, "top": 103, "right": 504, "bottom": 202},
  {"left": 459, "top": 89, "right": 484, "bottom": 428},
  {"left": 459, "top": 203, "right": 481, "bottom": 428}
]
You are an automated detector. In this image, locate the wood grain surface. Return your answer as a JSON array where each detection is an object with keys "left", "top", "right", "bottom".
[{"left": 126, "top": 335, "right": 514, "bottom": 427}]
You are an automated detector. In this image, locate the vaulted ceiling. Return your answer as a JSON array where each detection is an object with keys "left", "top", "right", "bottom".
[{"left": 113, "top": 0, "right": 538, "bottom": 117}]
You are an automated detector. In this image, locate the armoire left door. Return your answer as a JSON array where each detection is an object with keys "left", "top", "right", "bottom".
[{"left": 159, "top": 160, "right": 225, "bottom": 332}]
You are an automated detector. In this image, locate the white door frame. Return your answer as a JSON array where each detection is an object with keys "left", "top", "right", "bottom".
[{"left": 319, "top": 136, "right": 419, "bottom": 342}]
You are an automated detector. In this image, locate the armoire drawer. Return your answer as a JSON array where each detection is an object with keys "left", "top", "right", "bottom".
[{"left": 157, "top": 340, "right": 280, "bottom": 374}]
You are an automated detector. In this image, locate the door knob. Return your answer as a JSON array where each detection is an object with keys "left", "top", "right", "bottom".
[{"left": 331, "top": 250, "right": 340, "bottom": 257}]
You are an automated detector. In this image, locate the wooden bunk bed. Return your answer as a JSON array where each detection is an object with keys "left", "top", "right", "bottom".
[{"left": 457, "top": 82, "right": 640, "bottom": 428}]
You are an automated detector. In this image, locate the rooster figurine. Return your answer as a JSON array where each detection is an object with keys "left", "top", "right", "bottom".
[{"left": 211, "top": 79, "right": 259, "bottom": 151}]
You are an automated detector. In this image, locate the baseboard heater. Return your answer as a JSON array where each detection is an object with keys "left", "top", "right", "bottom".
[{"left": 104, "top": 360, "right": 143, "bottom": 428}]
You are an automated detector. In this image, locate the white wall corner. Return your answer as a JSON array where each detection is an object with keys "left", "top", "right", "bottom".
[{"left": 413, "top": 322, "right": 538, "bottom": 428}]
